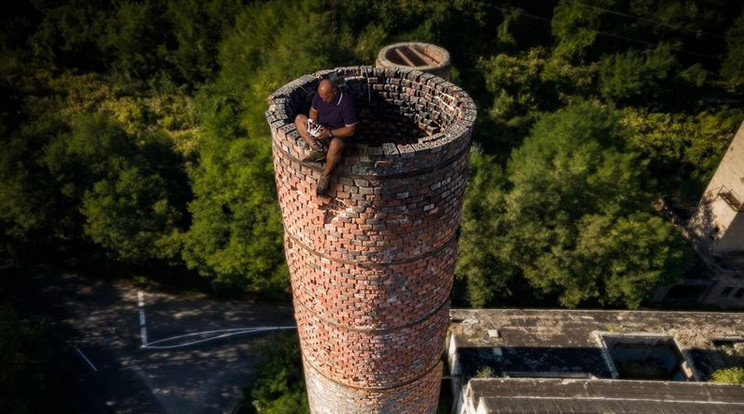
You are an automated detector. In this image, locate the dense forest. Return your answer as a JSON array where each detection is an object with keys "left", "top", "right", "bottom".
[{"left": 1, "top": 0, "right": 743, "bottom": 311}]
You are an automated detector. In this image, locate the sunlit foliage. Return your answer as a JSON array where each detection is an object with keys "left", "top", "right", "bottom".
[{"left": 0, "top": 0, "right": 742, "bottom": 306}]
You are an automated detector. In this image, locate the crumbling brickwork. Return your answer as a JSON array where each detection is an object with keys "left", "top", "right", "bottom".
[{"left": 266, "top": 66, "right": 475, "bottom": 413}]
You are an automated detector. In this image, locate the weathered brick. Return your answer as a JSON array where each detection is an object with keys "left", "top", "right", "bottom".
[{"left": 266, "top": 65, "right": 475, "bottom": 414}]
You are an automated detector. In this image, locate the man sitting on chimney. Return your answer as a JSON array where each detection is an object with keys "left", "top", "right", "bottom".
[{"left": 294, "top": 78, "right": 358, "bottom": 196}]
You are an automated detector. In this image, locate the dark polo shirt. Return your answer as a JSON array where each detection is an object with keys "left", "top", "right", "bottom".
[{"left": 312, "top": 90, "right": 358, "bottom": 130}]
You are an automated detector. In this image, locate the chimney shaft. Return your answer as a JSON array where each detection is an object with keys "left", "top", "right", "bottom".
[{"left": 266, "top": 66, "right": 475, "bottom": 413}]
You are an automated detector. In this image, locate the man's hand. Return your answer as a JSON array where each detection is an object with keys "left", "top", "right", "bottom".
[
  {"left": 318, "top": 127, "right": 332, "bottom": 141},
  {"left": 299, "top": 132, "right": 320, "bottom": 150}
]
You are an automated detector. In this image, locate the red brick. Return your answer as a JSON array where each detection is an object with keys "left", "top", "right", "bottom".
[{"left": 266, "top": 66, "right": 475, "bottom": 414}]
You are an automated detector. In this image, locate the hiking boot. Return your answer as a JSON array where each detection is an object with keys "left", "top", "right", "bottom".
[
  {"left": 302, "top": 149, "right": 326, "bottom": 163},
  {"left": 316, "top": 175, "right": 330, "bottom": 196}
]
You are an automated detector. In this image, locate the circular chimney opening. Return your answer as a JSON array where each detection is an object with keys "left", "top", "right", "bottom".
[
  {"left": 275, "top": 68, "right": 460, "bottom": 146},
  {"left": 267, "top": 66, "right": 476, "bottom": 176},
  {"left": 376, "top": 42, "right": 451, "bottom": 80}
]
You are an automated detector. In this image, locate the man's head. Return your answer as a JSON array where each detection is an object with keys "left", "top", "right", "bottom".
[{"left": 318, "top": 79, "right": 339, "bottom": 104}]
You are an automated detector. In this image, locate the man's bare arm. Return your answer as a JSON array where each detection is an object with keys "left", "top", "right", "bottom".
[{"left": 322, "top": 124, "right": 356, "bottom": 140}]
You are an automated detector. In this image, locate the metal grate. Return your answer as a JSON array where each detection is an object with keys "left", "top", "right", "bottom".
[{"left": 717, "top": 185, "right": 744, "bottom": 212}]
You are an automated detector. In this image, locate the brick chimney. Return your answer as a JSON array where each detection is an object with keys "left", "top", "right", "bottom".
[{"left": 266, "top": 66, "right": 475, "bottom": 413}]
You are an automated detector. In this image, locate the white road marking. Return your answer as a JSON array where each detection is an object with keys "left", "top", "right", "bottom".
[
  {"left": 76, "top": 347, "right": 98, "bottom": 372},
  {"left": 135, "top": 290, "right": 296, "bottom": 350},
  {"left": 142, "top": 326, "right": 296, "bottom": 350},
  {"left": 137, "top": 291, "right": 147, "bottom": 347}
]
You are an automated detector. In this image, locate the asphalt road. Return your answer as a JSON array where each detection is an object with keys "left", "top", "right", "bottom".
[{"left": 6, "top": 268, "right": 296, "bottom": 414}]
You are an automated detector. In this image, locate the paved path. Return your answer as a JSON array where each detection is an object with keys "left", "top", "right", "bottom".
[{"left": 6, "top": 268, "right": 295, "bottom": 414}]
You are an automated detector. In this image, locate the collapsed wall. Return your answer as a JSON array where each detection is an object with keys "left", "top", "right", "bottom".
[{"left": 266, "top": 66, "right": 476, "bottom": 413}]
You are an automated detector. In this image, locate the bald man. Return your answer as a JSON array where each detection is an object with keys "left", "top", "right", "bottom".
[{"left": 295, "top": 79, "right": 358, "bottom": 196}]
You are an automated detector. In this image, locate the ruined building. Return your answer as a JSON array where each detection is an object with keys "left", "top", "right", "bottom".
[
  {"left": 654, "top": 121, "right": 744, "bottom": 307},
  {"left": 448, "top": 309, "right": 744, "bottom": 414},
  {"left": 690, "top": 121, "right": 744, "bottom": 261},
  {"left": 266, "top": 66, "right": 475, "bottom": 413}
]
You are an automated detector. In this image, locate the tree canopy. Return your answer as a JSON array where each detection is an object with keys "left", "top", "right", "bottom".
[
  {"left": 459, "top": 102, "right": 690, "bottom": 308},
  {"left": 1, "top": 0, "right": 742, "bottom": 306}
]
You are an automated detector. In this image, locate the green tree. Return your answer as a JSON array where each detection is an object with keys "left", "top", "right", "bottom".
[
  {"left": 216, "top": 0, "right": 335, "bottom": 135},
  {"left": 3, "top": 0, "right": 741, "bottom": 307},
  {"left": 456, "top": 147, "right": 513, "bottom": 307},
  {"left": 0, "top": 112, "right": 75, "bottom": 262},
  {"left": 337, "top": 0, "right": 489, "bottom": 47},
  {"left": 573, "top": 213, "right": 688, "bottom": 308},
  {"left": 0, "top": 299, "right": 74, "bottom": 414},
  {"left": 551, "top": 0, "right": 607, "bottom": 62},
  {"left": 183, "top": 0, "right": 338, "bottom": 294},
  {"left": 337, "top": 22, "right": 388, "bottom": 64},
  {"left": 28, "top": 0, "right": 110, "bottom": 70},
  {"left": 721, "top": 8, "right": 744, "bottom": 90},
  {"left": 503, "top": 102, "right": 686, "bottom": 307},
  {"left": 711, "top": 367, "right": 744, "bottom": 384},
  {"left": 598, "top": 43, "right": 677, "bottom": 106},
  {"left": 44, "top": 113, "right": 188, "bottom": 262},
  {"left": 1, "top": 65, "right": 200, "bottom": 264},
  {"left": 100, "top": 0, "right": 166, "bottom": 81},
  {"left": 242, "top": 333, "right": 309, "bottom": 414},
  {"left": 182, "top": 96, "right": 286, "bottom": 293},
  {"left": 477, "top": 48, "right": 556, "bottom": 136},
  {"left": 164, "top": 0, "right": 242, "bottom": 86}
]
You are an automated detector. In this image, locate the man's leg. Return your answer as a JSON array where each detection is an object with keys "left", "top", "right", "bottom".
[
  {"left": 316, "top": 137, "right": 345, "bottom": 196},
  {"left": 323, "top": 137, "right": 346, "bottom": 178},
  {"left": 294, "top": 114, "right": 318, "bottom": 150}
]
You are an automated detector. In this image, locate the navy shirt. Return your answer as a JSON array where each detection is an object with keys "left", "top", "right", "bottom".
[{"left": 312, "top": 90, "right": 358, "bottom": 130}]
